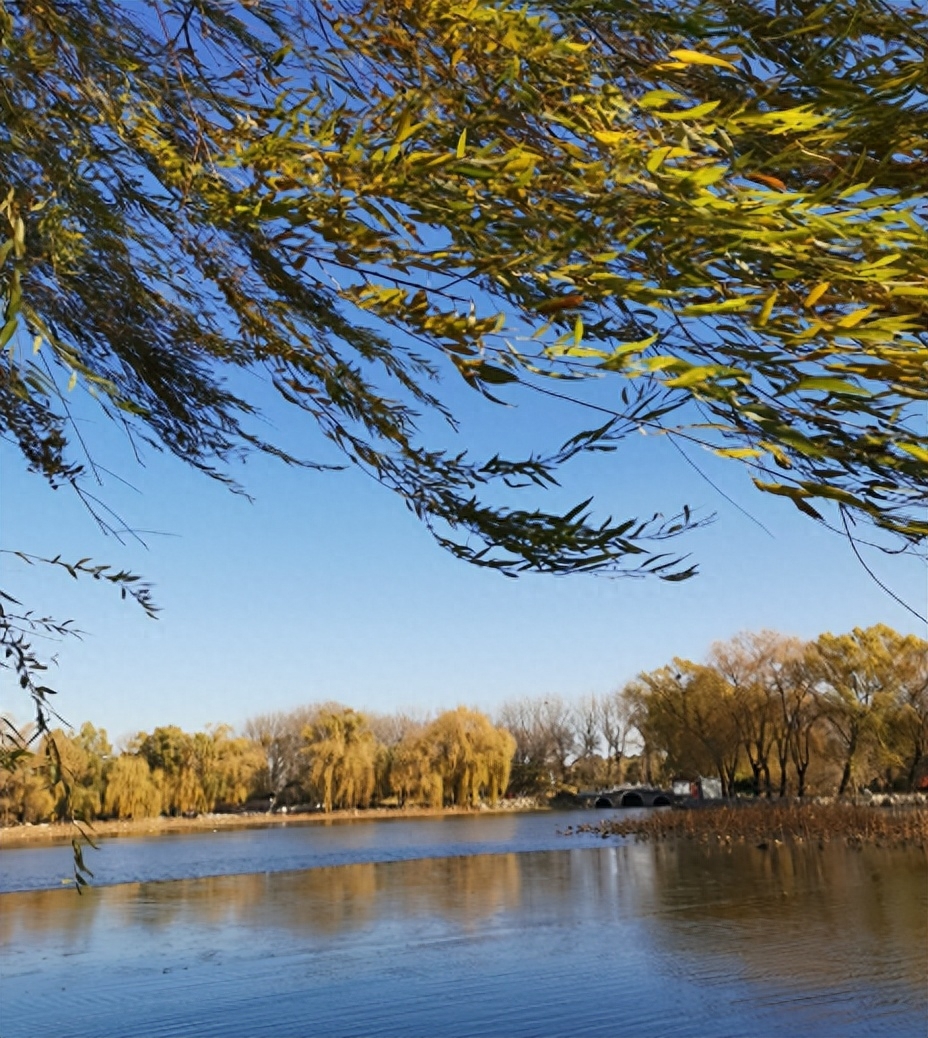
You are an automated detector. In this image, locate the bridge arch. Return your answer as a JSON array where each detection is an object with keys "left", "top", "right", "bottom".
[
  {"left": 594, "top": 796, "right": 614, "bottom": 808},
  {"left": 653, "top": 795, "right": 671, "bottom": 807},
  {"left": 621, "top": 791, "right": 644, "bottom": 807}
]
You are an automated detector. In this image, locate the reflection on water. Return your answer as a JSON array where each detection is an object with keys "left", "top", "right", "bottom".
[
  {"left": 0, "top": 810, "right": 588, "bottom": 891},
  {"left": 1, "top": 853, "right": 523, "bottom": 942},
  {"left": 643, "top": 843, "right": 927, "bottom": 994},
  {"left": 2, "top": 843, "right": 925, "bottom": 1037}
]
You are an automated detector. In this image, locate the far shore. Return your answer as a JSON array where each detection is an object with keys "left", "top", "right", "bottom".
[{"left": 0, "top": 800, "right": 544, "bottom": 847}]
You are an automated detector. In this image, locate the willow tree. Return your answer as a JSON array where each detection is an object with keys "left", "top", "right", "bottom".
[
  {"left": 303, "top": 709, "right": 378, "bottom": 812},
  {"left": 102, "top": 754, "right": 163, "bottom": 820},
  {"left": 420, "top": 708, "right": 516, "bottom": 806},
  {"left": 136, "top": 725, "right": 207, "bottom": 816},
  {"left": 390, "top": 727, "right": 445, "bottom": 807},
  {"left": 2, "top": 1, "right": 926, "bottom": 745}
]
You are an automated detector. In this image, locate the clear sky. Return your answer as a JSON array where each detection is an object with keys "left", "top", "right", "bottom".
[{"left": 2, "top": 352, "right": 925, "bottom": 749}]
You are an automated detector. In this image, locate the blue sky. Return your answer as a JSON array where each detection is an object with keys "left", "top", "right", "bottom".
[{"left": 2, "top": 359, "right": 924, "bottom": 748}]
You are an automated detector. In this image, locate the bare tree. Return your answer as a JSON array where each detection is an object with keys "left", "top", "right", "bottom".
[
  {"left": 573, "top": 695, "right": 601, "bottom": 760},
  {"left": 598, "top": 689, "right": 633, "bottom": 785},
  {"left": 539, "top": 697, "right": 577, "bottom": 784},
  {"left": 243, "top": 705, "right": 325, "bottom": 805}
]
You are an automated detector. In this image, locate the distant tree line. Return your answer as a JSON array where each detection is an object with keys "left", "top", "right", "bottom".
[
  {"left": 1, "top": 625, "right": 924, "bottom": 826},
  {"left": 629, "top": 624, "right": 928, "bottom": 797},
  {"left": 0, "top": 708, "right": 515, "bottom": 824},
  {"left": 499, "top": 625, "right": 927, "bottom": 798}
]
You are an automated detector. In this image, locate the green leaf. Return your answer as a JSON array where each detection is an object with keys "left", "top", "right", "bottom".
[{"left": 792, "top": 377, "right": 871, "bottom": 397}]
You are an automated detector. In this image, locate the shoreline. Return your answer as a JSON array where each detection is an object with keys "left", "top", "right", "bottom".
[{"left": 0, "top": 800, "right": 544, "bottom": 847}]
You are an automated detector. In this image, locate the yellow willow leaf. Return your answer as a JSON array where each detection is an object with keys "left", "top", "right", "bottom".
[
  {"left": 456, "top": 129, "right": 467, "bottom": 158},
  {"left": 757, "top": 290, "right": 777, "bottom": 327},
  {"left": 898, "top": 443, "right": 928, "bottom": 463},
  {"left": 67, "top": 370, "right": 77, "bottom": 392},
  {"left": 889, "top": 285, "right": 928, "bottom": 297},
  {"left": 653, "top": 100, "right": 721, "bottom": 121},
  {"left": 646, "top": 145, "right": 692, "bottom": 172},
  {"left": 686, "top": 163, "right": 728, "bottom": 188},
  {"left": 804, "top": 282, "right": 830, "bottom": 308},
  {"left": 643, "top": 356, "right": 683, "bottom": 372},
  {"left": 714, "top": 447, "right": 762, "bottom": 459},
  {"left": 638, "top": 89, "right": 685, "bottom": 109},
  {"left": 602, "top": 333, "right": 660, "bottom": 368},
  {"left": 858, "top": 253, "right": 901, "bottom": 272},
  {"left": 681, "top": 295, "right": 760, "bottom": 315},
  {"left": 561, "top": 346, "right": 607, "bottom": 359},
  {"left": 592, "top": 130, "right": 627, "bottom": 145},
  {"left": 664, "top": 366, "right": 722, "bottom": 387},
  {"left": 836, "top": 306, "right": 876, "bottom": 328},
  {"left": 667, "top": 49, "right": 738, "bottom": 71},
  {"left": 572, "top": 315, "right": 584, "bottom": 346}
]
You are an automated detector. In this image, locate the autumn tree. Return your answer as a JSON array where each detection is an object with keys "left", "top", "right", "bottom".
[
  {"left": 885, "top": 635, "right": 928, "bottom": 790},
  {"left": 809, "top": 626, "right": 897, "bottom": 793},
  {"left": 193, "top": 726, "right": 264, "bottom": 810},
  {"left": 47, "top": 723, "right": 111, "bottom": 821},
  {"left": 102, "top": 753, "right": 162, "bottom": 820},
  {"left": 419, "top": 708, "right": 515, "bottom": 807},
  {"left": 629, "top": 661, "right": 742, "bottom": 794},
  {"left": 366, "top": 711, "right": 427, "bottom": 803},
  {"left": 390, "top": 727, "right": 445, "bottom": 808},
  {"left": 137, "top": 726, "right": 206, "bottom": 816},
  {"left": 709, "top": 632, "right": 782, "bottom": 796},
  {"left": 302, "top": 709, "right": 378, "bottom": 813},
  {"left": 767, "top": 636, "right": 822, "bottom": 798},
  {"left": 0, "top": 720, "right": 55, "bottom": 823}
]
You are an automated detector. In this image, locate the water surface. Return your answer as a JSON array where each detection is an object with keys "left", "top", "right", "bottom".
[
  {"left": 0, "top": 810, "right": 593, "bottom": 891},
  {"left": 2, "top": 836, "right": 924, "bottom": 1037}
]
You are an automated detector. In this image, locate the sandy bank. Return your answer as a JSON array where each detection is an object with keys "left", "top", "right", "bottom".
[{"left": 0, "top": 799, "right": 544, "bottom": 847}]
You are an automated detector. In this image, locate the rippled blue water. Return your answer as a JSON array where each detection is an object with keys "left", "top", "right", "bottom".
[{"left": 1, "top": 813, "right": 925, "bottom": 1037}]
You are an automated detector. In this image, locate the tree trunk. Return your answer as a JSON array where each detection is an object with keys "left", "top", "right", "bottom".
[
  {"left": 837, "top": 758, "right": 853, "bottom": 796},
  {"left": 776, "top": 739, "right": 789, "bottom": 797},
  {"left": 749, "top": 759, "right": 761, "bottom": 796}
]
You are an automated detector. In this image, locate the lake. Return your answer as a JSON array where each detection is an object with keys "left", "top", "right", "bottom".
[{"left": 1, "top": 811, "right": 925, "bottom": 1036}]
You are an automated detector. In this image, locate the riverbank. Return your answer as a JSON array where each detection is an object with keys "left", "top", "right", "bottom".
[
  {"left": 0, "top": 798, "right": 544, "bottom": 847},
  {"left": 569, "top": 800, "right": 928, "bottom": 849}
]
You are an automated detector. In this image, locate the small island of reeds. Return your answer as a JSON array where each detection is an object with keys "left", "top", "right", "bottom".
[{"left": 568, "top": 800, "right": 928, "bottom": 851}]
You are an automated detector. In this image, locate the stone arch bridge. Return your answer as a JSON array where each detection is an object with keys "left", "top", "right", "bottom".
[{"left": 576, "top": 787, "right": 674, "bottom": 809}]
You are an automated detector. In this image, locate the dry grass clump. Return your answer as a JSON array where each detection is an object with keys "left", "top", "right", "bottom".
[{"left": 571, "top": 801, "right": 928, "bottom": 850}]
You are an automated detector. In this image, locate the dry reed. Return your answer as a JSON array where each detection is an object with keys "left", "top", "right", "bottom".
[{"left": 571, "top": 801, "right": 928, "bottom": 850}]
